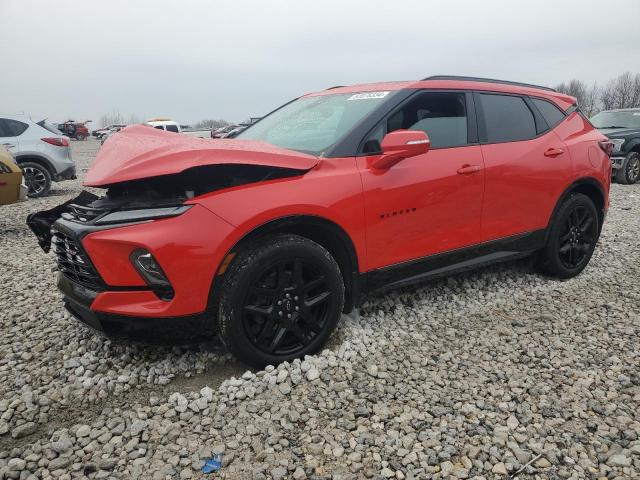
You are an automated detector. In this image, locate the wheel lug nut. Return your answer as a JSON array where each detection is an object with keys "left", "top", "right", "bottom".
[
  {"left": 277, "top": 300, "right": 282, "bottom": 305},
  {"left": 285, "top": 293, "right": 290, "bottom": 299},
  {"left": 278, "top": 311, "right": 283, "bottom": 316},
  {"left": 294, "top": 296, "right": 298, "bottom": 301},
  {"left": 287, "top": 314, "right": 292, "bottom": 318},
  {"left": 295, "top": 306, "right": 300, "bottom": 311}
]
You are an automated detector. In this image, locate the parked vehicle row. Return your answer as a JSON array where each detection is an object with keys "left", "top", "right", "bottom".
[{"left": 28, "top": 76, "right": 612, "bottom": 367}]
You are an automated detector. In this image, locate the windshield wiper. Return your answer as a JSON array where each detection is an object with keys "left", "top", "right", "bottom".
[{"left": 599, "top": 126, "right": 627, "bottom": 129}]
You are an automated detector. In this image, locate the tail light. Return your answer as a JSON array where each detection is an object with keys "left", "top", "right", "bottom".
[
  {"left": 41, "top": 137, "right": 69, "bottom": 147},
  {"left": 599, "top": 140, "right": 614, "bottom": 157}
]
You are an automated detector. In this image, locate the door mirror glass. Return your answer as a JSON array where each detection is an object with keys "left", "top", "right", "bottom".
[{"left": 370, "top": 130, "right": 430, "bottom": 170}]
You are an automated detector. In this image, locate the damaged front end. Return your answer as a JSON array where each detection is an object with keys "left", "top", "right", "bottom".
[
  {"left": 26, "top": 162, "right": 312, "bottom": 343},
  {"left": 27, "top": 163, "right": 308, "bottom": 253}
]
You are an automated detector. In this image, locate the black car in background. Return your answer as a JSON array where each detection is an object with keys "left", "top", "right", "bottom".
[{"left": 591, "top": 108, "right": 640, "bottom": 184}]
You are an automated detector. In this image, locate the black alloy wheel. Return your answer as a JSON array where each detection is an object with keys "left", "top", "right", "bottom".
[
  {"left": 557, "top": 205, "right": 597, "bottom": 269},
  {"left": 625, "top": 153, "right": 640, "bottom": 184},
  {"left": 218, "top": 234, "right": 345, "bottom": 367},
  {"left": 616, "top": 152, "right": 640, "bottom": 184},
  {"left": 21, "top": 162, "right": 51, "bottom": 197},
  {"left": 242, "top": 259, "right": 332, "bottom": 356},
  {"left": 537, "top": 193, "right": 599, "bottom": 279}
]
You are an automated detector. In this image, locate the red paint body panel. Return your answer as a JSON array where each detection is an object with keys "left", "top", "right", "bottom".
[
  {"left": 554, "top": 112, "right": 611, "bottom": 205},
  {"left": 84, "top": 125, "right": 318, "bottom": 187},
  {"left": 84, "top": 205, "right": 236, "bottom": 317},
  {"left": 193, "top": 157, "right": 369, "bottom": 267},
  {"left": 358, "top": 146, "right": 485, "bottom": 270},
  {"left": 479, "top": 130, "right": 573, "bottom": 241}
]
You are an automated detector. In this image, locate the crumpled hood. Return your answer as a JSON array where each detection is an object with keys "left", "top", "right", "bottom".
[{"left": 84, "top": 125, "right": 319, "bottom": 187}]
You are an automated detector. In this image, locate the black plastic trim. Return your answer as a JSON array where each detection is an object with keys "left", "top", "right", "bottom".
[
  {"left": 365, "top": 229, "right": 546, "bottom": 293},
  {"left": 423, "top": 75, "right": 556, "bottom": 92}
]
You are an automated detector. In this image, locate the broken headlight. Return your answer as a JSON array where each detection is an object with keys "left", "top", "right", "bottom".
[{"left": 94, "top": 205, "right": 191, "bottom": 226}]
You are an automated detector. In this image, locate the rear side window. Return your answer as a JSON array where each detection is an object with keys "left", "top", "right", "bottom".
[
  {"left": 479, "top": 94, "right": 536, "bottom": 143},
  {"left": 531, "top": 98, "right": 565, "bottom": 129},
  {"left": 5, "top": 119, "right": 29, "bottom": 136},
  {"left": 165, "top": 124, "right": 179, "bottom": 133},
  {"left": 154, "top": 125, "right": 164, "bottom": 130}
]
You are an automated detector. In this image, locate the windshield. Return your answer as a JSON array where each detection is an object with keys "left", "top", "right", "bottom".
[
  {"left": 590, "top": 111, "right": 640, "bottom": 129},
  {"left": 237, "top": 91, "right": 394, "bottom": 155}
]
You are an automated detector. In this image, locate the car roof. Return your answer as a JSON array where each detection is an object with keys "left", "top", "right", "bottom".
[{"left": 305, "top": 77, "right": 576, "bottom": 111}]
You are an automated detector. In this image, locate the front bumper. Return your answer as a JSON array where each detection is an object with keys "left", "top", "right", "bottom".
[
  {"left": 54, "top": 165, "right": 77, "bottom": 181},
  {"left": 58, "top": 273, "right": 214, "bottom": 343}
]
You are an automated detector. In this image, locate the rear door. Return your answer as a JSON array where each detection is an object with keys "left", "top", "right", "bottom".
[{"left": 476, "top": 92, "right": 571, "bottom": 242}]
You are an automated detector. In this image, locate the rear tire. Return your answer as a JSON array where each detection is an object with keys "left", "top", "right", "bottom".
[
  {"left": 217, "top": 234, "right": 344, "bottom": 367},
  {"left": 536, "top": 193, "right": 599, "bottom": 279},
  {"left": 21, "top": 162, "right": 52, "bottom": 197},
  {"left": 615, "top": 152, "right": 640, "bottom": 184}
]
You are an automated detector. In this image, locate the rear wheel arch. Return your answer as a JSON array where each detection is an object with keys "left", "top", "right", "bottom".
[
  {"left": 213, "top": 215, "right": 361, "bottom": 313},
  {"left": 546, "top": 177, "right": 606, "bottom": 241},
  {"left": 14, "top": 155, "right": 56, "bottom": 176}
]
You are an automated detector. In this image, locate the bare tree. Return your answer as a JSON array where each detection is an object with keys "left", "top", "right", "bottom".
[
  {"left": 600, "top": 72, "right": 640, "bottom": 110},
  {"left": 99, "top": 109, "right": 125, "bottom": 127},
  {"left": 555, "top": 79, "right": 599, "bottom": 116},
  {"left": 195, "top": 119, "right": 230, "bottom": 129}
]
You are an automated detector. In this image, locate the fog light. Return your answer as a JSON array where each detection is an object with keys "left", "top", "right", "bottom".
[{"left": 130, "top": 248, "right": 170, "bottom": 287}]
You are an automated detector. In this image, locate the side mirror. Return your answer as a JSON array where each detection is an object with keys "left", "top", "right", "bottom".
[{"left": 369, "top": 130, "right": 430, "bottom": 170}]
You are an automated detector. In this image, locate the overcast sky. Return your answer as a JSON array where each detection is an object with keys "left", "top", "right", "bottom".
[{"left": 1, "top": 0, "right": 639, "bottom": 126}]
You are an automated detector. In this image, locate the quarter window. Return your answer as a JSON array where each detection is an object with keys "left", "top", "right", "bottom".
[
  {"left": 479, "top": 94, "right": 536, "bottom": 143},
  {"left": 531, "top": 98, "right": 565, "bottom": 129}
]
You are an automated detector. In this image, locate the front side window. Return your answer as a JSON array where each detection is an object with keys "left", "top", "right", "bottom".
[
  {"left": 165, "top": 124, "right": 179, "bottom": 133},
  {"left": 154, "top": 125, "right": 164, "bottom": 130},
  {"left": 479, "top": 94, "right": 536, "bottom": 143},
  {"left": 361, "top": 92, "right": 468, "bottom": 153},
  {"left": 237, "top": 92, "right": 393, "bottom": 155}
]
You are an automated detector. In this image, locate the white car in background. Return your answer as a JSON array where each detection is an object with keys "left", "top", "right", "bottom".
[
  {"left": 0, "top": 114, "right": 75, "bottom": 197},
  {"left": 146, "top": 118, "right": 181, "bottom": 133}
]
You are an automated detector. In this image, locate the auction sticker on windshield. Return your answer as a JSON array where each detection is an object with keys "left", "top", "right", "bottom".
[{"left": 347, "top": 91, "right": 390, "bottom": 101}]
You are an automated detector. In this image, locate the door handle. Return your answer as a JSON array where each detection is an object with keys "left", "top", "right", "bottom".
[
  {"left": 544, "top": 147, "right": 564, "bottom": 157},
  {"left": 457, "top": 164, "right": 481, "bottom": 175},
  {"left": 2, "top": 143, "right": 15, "bottom": 148}
]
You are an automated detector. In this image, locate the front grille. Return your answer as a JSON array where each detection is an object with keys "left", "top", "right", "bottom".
[{"left": 52, "top": 230, "right": 104, "bottom": 290}]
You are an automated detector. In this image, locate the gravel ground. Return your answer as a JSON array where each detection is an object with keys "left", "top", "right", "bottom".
[{"left": 1, "top": 140, "right": 639, "bottom": 479}]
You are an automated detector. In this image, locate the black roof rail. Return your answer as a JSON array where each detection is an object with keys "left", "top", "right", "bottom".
[
  {"left": 326, "top": 85, "right": 345, "bottom": 90},
  {"left": 422, "top": 75, "right": 556, "bottom": 92}
]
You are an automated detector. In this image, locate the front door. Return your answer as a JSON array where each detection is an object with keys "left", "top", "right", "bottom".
[{"left": 357, "top": 90, "right": 485, "bottom": 272}]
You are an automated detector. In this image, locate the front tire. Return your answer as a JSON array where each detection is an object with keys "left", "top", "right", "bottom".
[
  {"left": 21, "top": 162, "right": 52, "bottom": 197},
  {"left": 615, "top": 152, "right": 640, "bottom": 184},
  {"left": 537, "top": 193, "right": 599, "bottom": 279},
  {"left": 218, "top": 234, "right": 345, "bottom": 367}
]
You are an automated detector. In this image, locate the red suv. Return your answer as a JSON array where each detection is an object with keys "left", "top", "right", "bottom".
[{"left": 29, "top": 76, "right": 612, "bottom": 366}]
